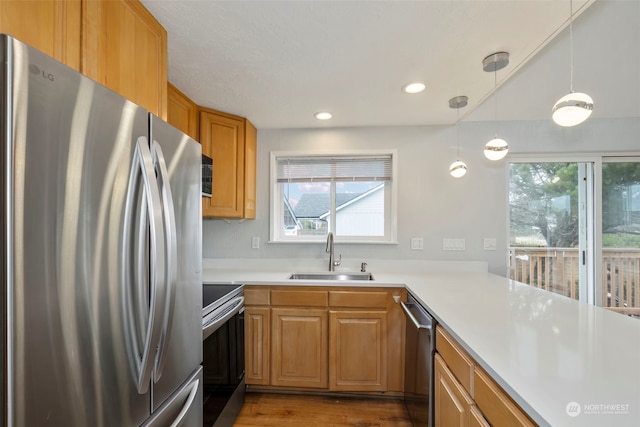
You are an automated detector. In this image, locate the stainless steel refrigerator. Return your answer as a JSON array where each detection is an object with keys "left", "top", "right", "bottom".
[{"left": 1, "top": 35, "right": 203, "bottom": 426}]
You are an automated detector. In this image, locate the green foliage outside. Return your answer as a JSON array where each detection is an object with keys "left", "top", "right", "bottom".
[{"left": 510, "top": 162, "right": 640, "bottom": 248}]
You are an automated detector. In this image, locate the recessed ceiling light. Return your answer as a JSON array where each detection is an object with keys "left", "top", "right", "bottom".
[
  {"left": 402, "top": 82, "right": 426, "bottom": 94},
  {"left": 314, "top": 112, "right": 332, "bottom": 120}
]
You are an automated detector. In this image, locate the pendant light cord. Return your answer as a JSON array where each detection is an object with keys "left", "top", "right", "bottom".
[
  {"left": 456, "top": 107, "right": 460, "bottom": 158},
  {"left": 569, "top": 0, "right": 574, "bottom": 93},
  {"left": 494, "top": 68, "right": 498, "bottom": 138}
]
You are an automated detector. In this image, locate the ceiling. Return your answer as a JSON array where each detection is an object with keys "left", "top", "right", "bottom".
[{"left": 142, "top": 0, "right": 639, "bottom": 129}]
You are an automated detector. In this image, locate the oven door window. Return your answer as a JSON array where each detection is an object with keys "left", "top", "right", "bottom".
[{"left": 203, "top": 311, "right": 244, "bottom": 425}]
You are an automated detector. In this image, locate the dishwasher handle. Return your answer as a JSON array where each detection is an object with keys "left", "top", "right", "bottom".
[{"left": 401, "top": 301, "right": 432, "bottom": 330}]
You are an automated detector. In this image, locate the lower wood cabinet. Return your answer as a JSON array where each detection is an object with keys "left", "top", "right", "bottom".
[
  {"left": 434, "top": 353, "right": 475, "bottom": 427},
  {"left": 243, "top": 285, "right": 405, "bottom": 394},
  {"left": 271, "top": 308, "right": 328, "bottom": 388},
  {"left": 329, "top": 310, "right": 387, "bottom": 392},
  {"left": 435, "top": 326, "right": 536, "bottom": 427},
  {"left": 244, "top": 306, "right": 270, "bottom": 385}
]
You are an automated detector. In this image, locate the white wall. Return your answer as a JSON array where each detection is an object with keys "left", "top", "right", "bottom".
[{"left": 203, "top": 117, "right": 639, "bottom": 275}]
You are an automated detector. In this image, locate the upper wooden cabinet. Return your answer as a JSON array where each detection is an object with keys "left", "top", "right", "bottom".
[
  {"left": 0, "top": 0, "right": 81, "bottom": 70},
  {"left": 167, "top": 83, "right": 199, "bottom": 140},
  {"left": 82, "top": 0, "right": 167, "bottom": 118},
  {"left": 200, "top": 108, "right": 257, "bottom": 219},
  {"left": 1, "top": 0, "right": 167, "bottom": 118}
]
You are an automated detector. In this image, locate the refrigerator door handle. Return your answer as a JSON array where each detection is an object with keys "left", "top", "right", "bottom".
[
  {"left": 168, "top": 378, "right": 200, "bottom": 427},
  {"left": 150, "top": 140, "right": 178, "bottom": 381},
  {"left": 123, "top": 136, "right": 168, "bottom": 395}
]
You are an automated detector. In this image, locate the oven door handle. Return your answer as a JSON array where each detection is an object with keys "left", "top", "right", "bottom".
[{"left": 202, "top": 296, "right": 245, "bottom": 340}]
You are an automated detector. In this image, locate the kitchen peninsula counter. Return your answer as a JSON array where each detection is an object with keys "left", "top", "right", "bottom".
[{"left": 202, "top": 264, "right": 640, "bottom": 427}]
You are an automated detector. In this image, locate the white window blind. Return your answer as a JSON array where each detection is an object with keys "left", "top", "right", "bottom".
[{"left": 276, "top": 155, "right": 392, "bottom": 183}]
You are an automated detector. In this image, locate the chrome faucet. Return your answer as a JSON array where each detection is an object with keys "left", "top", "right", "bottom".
[{"left": 325, "top": 232, "right": 341, "bottom": 271}]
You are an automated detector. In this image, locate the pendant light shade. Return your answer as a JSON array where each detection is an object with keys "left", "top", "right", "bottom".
[
  {"left": 448, "top": 96, "right": 468, "bottom": 178},
  {"left": 552, "top": 92, "right": 593, "bottom": 127},
  {"left": 449, "top": 160, "right": 468, "bottom": 178},
  {"left": 484, "top": 138, "right": 508, "bottom": 161},
  {"left": 483, "top": 52, "right": 509, "bottom": 161},
  {"left": 552, "top": 0, "right": 593, "bottom": 127}
]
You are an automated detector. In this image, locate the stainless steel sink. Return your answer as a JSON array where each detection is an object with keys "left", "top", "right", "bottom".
[{"left": 288, "top": 272, "right": 374, "bottom": 281}]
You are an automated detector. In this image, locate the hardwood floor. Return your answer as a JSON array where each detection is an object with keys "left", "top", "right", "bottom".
[{"left": 233, "top": 392, "right": 412, "bottom": 427}]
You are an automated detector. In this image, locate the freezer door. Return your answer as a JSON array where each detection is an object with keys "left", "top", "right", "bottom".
[
  {"left": 3, "top": 36, "right": 152, "bottom": 425},
  {"left": 143, "top": 367, "right": 203, "bottom": 427},
  {"left": 148, "top": 115, "right": 203, "bottom": 411}
]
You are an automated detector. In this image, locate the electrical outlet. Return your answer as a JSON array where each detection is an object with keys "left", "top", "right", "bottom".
[
  {"left": 410, "top": 237, "right": 424, "bottom": 250},
  {"left": 443, "top": 238, "right": 465, "bottom": 251},
  {"left": 251, "top": 236, "right": 260, "bottom": 249}
]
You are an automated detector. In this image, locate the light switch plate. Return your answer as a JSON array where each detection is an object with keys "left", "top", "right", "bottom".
[
  {"left": 443, "top": 238, "right": 465, "bottom": 251},
  {"left": 251, "top": 236, "right": 260, "bottom": 249},
  {"left": 484, "top": 238, "right": 497, "bottom": 251},
  {"left": 410, "top": 237, "right": 424, "bottom": 250}
]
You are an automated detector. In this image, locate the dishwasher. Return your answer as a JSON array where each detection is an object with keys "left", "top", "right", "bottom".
[{"left": 402, "top": 293, "right": 435, "bottom": 427}]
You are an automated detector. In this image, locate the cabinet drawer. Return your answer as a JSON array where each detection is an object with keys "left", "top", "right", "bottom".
[
  {"left": 245, "top": 288, "right": 270, "bottom": 305},
  {"left": 436, "top": 326, "right": 474, "bottom": 395},
  {"left": 271, "top": 290, "right": 328, "bottom": 307},
  {"left": 434, "top": 353, "right": 474, "bottom": 427},
  {"left": 329, "top": 291, "right": 387, "bottom": 308},
  {"left": 474, "top": 368, "right": 536, "bottom": 427}
]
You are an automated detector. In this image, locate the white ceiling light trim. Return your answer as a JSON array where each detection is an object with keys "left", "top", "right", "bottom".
[
  {"left": 314, "top": 112, "right": 333, "bottom": 120},
  {"left": 402, "top": 82, "right": 426, "bottom": 94},
  {"left": 552, "top": 0, "right": 593, "bottom": 127}
]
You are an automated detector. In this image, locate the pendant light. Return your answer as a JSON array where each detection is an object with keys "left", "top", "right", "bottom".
[
  {"left": 483, "top": 52, "right": 509, "bottom": 161},
  {"left": 449, "top": 96, "right": 468, "bottom": 178},
  {"left": 552, "top": 0, "right": 593, "bottom": 126}
]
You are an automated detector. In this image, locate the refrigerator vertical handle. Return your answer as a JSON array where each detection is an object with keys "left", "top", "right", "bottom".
[
  {"left": 151, "top": 140, "right": 178, "bottom": 381},
  {"left": 122, "top": 136, "right": 168, "bottom": 395}
]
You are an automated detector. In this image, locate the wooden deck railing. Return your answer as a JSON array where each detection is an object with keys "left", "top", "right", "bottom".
[{"left": 509, "top": 247, "right": 640, "bottom": 316}]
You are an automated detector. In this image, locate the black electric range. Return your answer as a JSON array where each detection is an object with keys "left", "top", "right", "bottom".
[
  {"left": 201, "top": 283, "right": 245, "bottom": 427},
  {"left": 202, "top": 283, "right": 243, "bottom": 315}
]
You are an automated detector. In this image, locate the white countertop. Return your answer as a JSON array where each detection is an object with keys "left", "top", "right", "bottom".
[{"left": 202, "top": 265, "right": 640, "bottom": 427}]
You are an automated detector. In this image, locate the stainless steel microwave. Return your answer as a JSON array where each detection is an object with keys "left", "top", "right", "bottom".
[{"left": 202, "top": 154, "right": 212, "bottom": 197}]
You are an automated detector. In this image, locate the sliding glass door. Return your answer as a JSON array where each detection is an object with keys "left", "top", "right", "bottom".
[
  {"left": 509, "top": 161, "right": 594, "bottom": 303},
  {"left": 509, "top": 157, "right": 640, "bottom": 318},
  {"left": 601, "top": 158, "right": 640, "bottom": 316}
]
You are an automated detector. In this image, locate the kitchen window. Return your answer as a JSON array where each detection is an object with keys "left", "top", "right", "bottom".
[{"left": 270, "top": 151, "right": 397, "bottom": 243}]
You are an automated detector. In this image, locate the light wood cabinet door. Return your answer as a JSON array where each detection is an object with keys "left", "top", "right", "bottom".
[
  {"left": 199, "top": 110, "right": 245, "bottom": 218},
  {"left": 82, "top": 0, "right": 167, "bottom": 118},
  {"left": 271, "top": 308, "right": 328, "bottom": 389},
  {"left": 0, "top": 0, "right": 81, "bottom": 70},
  {"left": 329, "top": 310, "right": 387, "bottom": 392},
  {"left": 474, "top": 368, "right": 536, "bottom": 427},
  {"left": 167, "top": 83, "right": 199, "bottom": 140},
  {"left": 435, "top": 353, "right": 474, "bottom": 427},
  {"left": 244, "top": 307, "right": 270, "bottom": 386},
  {"left": 243, "top": 120, "right": 257, "bottom": 219},
  {"left": 469, "top": 406, "right": 491, "bottom": 427}
]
